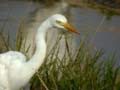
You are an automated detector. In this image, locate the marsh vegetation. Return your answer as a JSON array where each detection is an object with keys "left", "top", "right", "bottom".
[
  {"left": 0, "top": 21, "right": 120, "bottom": 90},
  {"left": 0, "top": 0, "right": 120, "bottom": 90}
]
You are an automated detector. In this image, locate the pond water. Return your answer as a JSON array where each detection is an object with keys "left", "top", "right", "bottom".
[
  {"left": 0, "top": 1, "right": 120, "bottom": 64},
  {"left": 71, "top": 7, "right": 120, "bottom": 64}
]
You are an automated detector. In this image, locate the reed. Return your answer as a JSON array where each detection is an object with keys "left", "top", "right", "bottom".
[
  {"left": 30, "top": 34, "right": 120, "bottom": 90},
  {"left": 0, "top": 21, "right": 120, "bottom": 90}
]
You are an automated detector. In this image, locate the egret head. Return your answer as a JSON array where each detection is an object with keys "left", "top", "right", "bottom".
[{"left": 50, "top": 14, "right": 79, "bottom": 34}]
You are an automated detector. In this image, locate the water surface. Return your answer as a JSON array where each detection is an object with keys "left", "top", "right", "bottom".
[
  {"left": 0, "top": 1, "right": 120, "bottom": 63},
  {"left": 71, "top": 7, "right": 120, "bottom": 64}
]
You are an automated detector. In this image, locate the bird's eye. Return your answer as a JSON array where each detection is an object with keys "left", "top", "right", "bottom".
[{"left": 56, "top": 20, "right": 63, "bottom": 25}]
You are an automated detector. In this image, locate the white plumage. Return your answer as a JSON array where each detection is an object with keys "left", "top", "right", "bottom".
[{"left": 0, "top": 14, "right": 79, "bottom": 90}]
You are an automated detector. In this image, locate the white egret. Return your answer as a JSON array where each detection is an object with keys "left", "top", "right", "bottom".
[
  {"left": 20, "top": 1, "right": 69, "bottom": 58},
  {"left": 0, "top": 14, "right": 79, "bottom": 90}
]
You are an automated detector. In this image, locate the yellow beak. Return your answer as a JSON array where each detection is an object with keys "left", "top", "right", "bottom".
[{"left": 63, "top": 22, "right": 80, "bottom": 34}]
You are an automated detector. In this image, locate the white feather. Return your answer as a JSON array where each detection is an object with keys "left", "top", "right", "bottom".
[{"left": 0, "top": 14, "right": 69, "bottom": 90}]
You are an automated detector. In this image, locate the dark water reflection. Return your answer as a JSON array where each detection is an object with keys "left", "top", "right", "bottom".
[
  {"left": 0, "top": 1, "right": 120, "bottom": 63},
  {"left": 71, "top": 7, "right": 120, "bottom": 64}
]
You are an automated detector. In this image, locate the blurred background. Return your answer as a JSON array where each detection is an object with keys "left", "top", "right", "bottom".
[{"left": 0, "top": 0, "right": 120, "bottom": 64}]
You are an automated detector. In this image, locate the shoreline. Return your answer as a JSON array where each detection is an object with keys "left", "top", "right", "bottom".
[{"left": 65, "top": 0, "right": 120, "bottom": 15}]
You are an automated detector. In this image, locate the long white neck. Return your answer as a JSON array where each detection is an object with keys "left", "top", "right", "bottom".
[{"left": 23, "top": 18, "right": 52, "bottom": 78}]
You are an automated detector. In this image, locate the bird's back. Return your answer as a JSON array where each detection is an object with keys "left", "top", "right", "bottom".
[
  {"left": 0, "top": 51, "right": 26, "bottom": 67},
  {"left": 0, "top": 64, "right": 10, "bottom": 90},
  {"left": 0, "top": 51, "right": 27, "bottom": 90}
]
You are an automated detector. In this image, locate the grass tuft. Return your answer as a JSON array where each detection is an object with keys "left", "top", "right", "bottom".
[
  {"left": 30, "top": 33, "right": 120, "bottom": 90},
  {"left": 0, "top": 22, "right": 120, "bottom": 90}
]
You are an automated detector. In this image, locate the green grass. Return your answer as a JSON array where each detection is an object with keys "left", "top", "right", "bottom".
[
  {"left": 29, "top": 35, "right": 120, "bottom": 90},
  {"left": 0, "top": 22, "right": 120, "bottom": 90}
]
